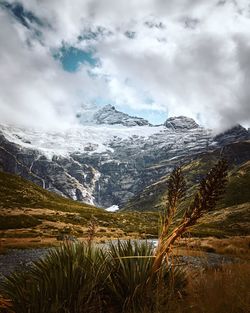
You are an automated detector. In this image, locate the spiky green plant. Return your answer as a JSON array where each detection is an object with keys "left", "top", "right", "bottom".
[
  {"left": 1, "top": 242, "right": 108, "bottom": 313},
  {"left": 105, "top": 240, "right": 155, "bottom": 312},
  {"left": 104, "top": 240, "right": 186, "bottom": 313},
  {"left": 1, "top": 241, "right": 187, "bottom": 313}
]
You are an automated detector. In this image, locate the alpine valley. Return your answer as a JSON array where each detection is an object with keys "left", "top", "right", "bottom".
[{"left": 0, "top": 104, "right": 249, "bottom": 211}]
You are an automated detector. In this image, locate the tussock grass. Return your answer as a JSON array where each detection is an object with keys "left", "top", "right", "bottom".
[
  {"left": 178, "top": 236, "right": 250, "bottom": 259},
  {"left": 1, "top": 242, "right": 108, "bottom": 313},
  {"left": 182, "top": 263, "right": 250, "bottom": 313},
  {"left": 0, "top": 241, "right": 186, "bottom": 313},
  {"left": 0, "top": 215, "right": 41, "bottom": 230}
]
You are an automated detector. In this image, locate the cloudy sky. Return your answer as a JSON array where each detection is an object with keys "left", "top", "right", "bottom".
[{"left": 0, "top": 0, "right": 250, "bottom": 130}]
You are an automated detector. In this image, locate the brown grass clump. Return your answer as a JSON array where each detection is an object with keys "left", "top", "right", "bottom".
[
  {"left": 177, "top": 236, "right": 250, "bottom": 259},
  {"left": 182, "top": 263, "right": 250, "bottom": 313}
]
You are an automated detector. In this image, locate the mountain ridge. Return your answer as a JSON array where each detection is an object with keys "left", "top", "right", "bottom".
[
  {"left": 0, "top": 105, "right": 249, "bottom": 208},
  {"left": 76, "top": 104, "right": 152, "bottom": 126}
]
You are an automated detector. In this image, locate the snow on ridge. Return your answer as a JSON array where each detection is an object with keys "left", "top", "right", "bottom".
[
  {"left": 105, "top": 205, "right": 119, "bottom": 212},
  {"left": 0, "top": 124, "right": 165, "bottom": 159}
]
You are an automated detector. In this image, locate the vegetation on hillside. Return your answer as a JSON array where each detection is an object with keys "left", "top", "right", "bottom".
[
  {"left": 221, "top": 161, "right": 250, "bottom": 207},
  {"left": 0, "top": 171, "right": 98, "bottom": 213},
  {"left": 0, "top": 171, "right": 160, "bottom": 245},
  {"left": 124, "top": 148, "right": 250, "bottom": 213},
  {"left": 124, "top": 142, "right": 250, "bottom": 237}
]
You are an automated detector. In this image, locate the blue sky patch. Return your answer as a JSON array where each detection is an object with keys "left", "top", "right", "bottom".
[
  {"left": 123, "top": 107, "right": 167, "bottom": 125},
  {"left": 93, "top": 98, "right": 166, "bottom": 124},
  {"left": 54, "top": 46, "right": 98, "bottom": 72}
]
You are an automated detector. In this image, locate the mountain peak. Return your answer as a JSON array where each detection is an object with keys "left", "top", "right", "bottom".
[
  {"left": 164, "top": 116, "right": 199, "bottom": 130},
  {"left": 102, "top": 104, "right": 115, "bottom": 111},
  {"left": 77, "top": 104, "right": 151, "bottom": 127}
]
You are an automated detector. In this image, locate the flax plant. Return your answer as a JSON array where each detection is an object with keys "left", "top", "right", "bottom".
[{"left": 152, "top": 159, "right": 228, "bottom": 274}]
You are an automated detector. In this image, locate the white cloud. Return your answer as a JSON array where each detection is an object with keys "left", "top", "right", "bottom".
[
  {"left": 1, "top": 0, "right": 250, "bottom": 130},
  {"left": 0, "top": 9, "right": 106, "bottom": 128}
]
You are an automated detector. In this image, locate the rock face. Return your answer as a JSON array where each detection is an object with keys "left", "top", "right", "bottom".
[
  {"left": 214, "top": 124, "right": 250, "bottom": 145},
  {"left": 93, "top": 104, "right": 151, "bottom": 126},
  {"left": 164, "top": 116, "right": 199, "bottom": 130},
  {"left": 0, "top": 106, "right": 249, "bottom": 208}
]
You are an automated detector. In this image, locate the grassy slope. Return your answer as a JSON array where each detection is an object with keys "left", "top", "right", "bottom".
[
  {"left": 125, "top": 142, "right": 250, "bottom": 211},
  {"left": 0, "top": 171, "right": 159, "bottom": 241},
  {"left": 221, "top": 161, "right": 250, "bottom": 208},
  {"left": 123, "top": 141, "right": 250, "bottom": 237},
  {"left": 0, "top": 171, "right": 99, "bottom": 213}
]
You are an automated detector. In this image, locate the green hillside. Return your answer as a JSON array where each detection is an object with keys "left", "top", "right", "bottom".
[
  {"left": 124, "top": 141, "right": 250, "bottom": 212},
  {"left": 221, "top": 161, "right": 250, "bottom": 208},
  {"left": 0, "top": 171, "right": 159, "bottom": 247},
  {"left": 123, "top": 141, "right": 250, "bottom": 237},
  {"left": 190, "top": 202, "right": 250, "bottom": 237}
]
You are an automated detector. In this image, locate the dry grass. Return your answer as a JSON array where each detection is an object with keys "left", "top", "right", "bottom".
[
  {"left": 181, "top": 263, "right": 250, "bottom": 313},
  {"left": 0, "top": 207, "right": 152, "bottom": 249},
  {"left": 177, "top": 236, "right": 250, "bottom": 259}
]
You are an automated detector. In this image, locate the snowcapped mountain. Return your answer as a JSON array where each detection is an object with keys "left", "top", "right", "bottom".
[
  {"left": 77, "top": 104, "right": 151, "bottom": 126},
  {"left": 0, "top": 105, "right": 249, "bottom": 208}
]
